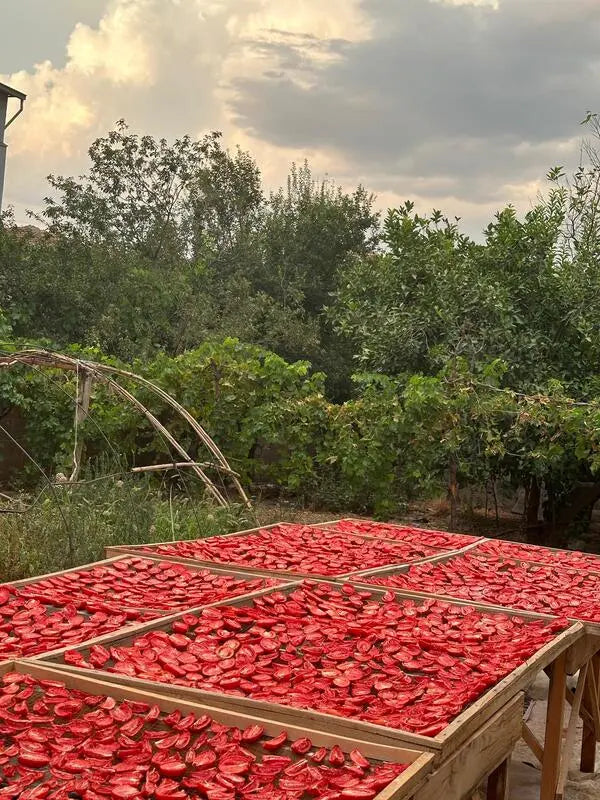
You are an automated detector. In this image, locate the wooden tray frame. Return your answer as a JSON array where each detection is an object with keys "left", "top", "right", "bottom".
[
  {"left": 104, "top": 521, "right": 446, "bottom": 580},
  {"left": 5, "top": 659, "right": 433, "bottom": 800},
  {"left": 33, "top": 579, "right": 581, "bottom": 762},
  {"left": 349, "top": 548, "right": 600, "bottom": 634},
  {"left": 7, "top": 552, "right": 286, "bottom": 614},
  {"left": 469, "top": 537, "right": 600, "bottom": 574},
  {"left": 314, "top": 517, "right": 486, "bottom": 551}
]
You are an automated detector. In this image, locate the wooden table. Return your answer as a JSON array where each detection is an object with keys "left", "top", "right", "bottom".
[
  {"left": 344, "top": 567, "right": 598, "bottom": 800},
  {"left": 14, "top": 660, "right": 434, "bottom": 800},
  {"left": 33, "top": 580, "right": 579, "bottom": 768}
]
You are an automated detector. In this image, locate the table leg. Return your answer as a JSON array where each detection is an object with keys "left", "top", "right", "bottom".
[
  {"left": 580, "top": 721, "right": 596, "bottom": 773},
  {"left": 540, "top": 651, "right": 567, "bottom": 800},
  {"left": 581, "top": 654, "right": 600, "bottom": 772},
  {"left": 486, "top": 758, "right": 510, "bottom": 800}
]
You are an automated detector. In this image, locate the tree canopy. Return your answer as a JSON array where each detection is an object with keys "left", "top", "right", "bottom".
[{"left": 3, "top": 115, "right": 600, "bottom": 545}]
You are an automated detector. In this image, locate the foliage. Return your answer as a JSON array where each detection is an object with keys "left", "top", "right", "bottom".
[
  {"left": 3, "top": 117, "right": 600, "bottom": 544},
  {"left": 2, "top": 126, "right": 372, "bottom": 380},
  {"left": 0, "top": 472, "right": 253, "bottom": 581}
]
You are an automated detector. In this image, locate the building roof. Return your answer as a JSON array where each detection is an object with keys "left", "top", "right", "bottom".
[{"left": 0, "top": 82, "right": 26, "bottom": 101}]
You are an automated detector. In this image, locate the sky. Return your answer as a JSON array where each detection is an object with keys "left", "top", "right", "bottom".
[{"left": 1, "top": 0, "right": 599, "bottom": 238}]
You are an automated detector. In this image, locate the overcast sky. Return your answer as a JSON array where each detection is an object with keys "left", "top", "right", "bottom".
[{"left": 2, "top": 0, "right": 599, "bottom": 237}]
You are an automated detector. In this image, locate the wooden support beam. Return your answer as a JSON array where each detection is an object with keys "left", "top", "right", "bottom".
[
  {"left": 565, "top": 685, "right": 595, "bottom": 729},
  {"left": 522, "top": 722, "right": 544, "bottom": 764},
  {"left": 486, "top": 758, "right": 510, "bottom": 800},
  {"left": 540, "top": 651, "right": 567, "bottom": 800},
  {"left": 557, "top": 662, "right": 588, "bottom": 799},
  {"left": 581, "top": 654, "right": 600, "bottom": 772}
]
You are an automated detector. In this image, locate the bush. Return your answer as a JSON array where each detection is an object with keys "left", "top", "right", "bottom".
[{"left": 0, "top": 472, "right": 253, "bottom": 581}]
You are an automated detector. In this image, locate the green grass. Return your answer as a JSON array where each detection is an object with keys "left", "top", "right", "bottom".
[{"left": 0, "top": 474, "right": 255, "bottom": 581}]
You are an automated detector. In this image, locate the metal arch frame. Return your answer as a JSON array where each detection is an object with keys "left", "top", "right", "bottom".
[{"left": 0, "top": 348, "right": 251, "bottom": 509}]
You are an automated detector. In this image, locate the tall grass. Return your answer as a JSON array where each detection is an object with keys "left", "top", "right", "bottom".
[{"left": 0, "top": 471, "right": 254, "bottom": 581}]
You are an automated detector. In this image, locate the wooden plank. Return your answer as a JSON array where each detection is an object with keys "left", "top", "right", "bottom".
[
  {"left": 36, "top": 662, "right": 442, "bottom": 753},
  {"left": 16, "top": 660, "right": 434, "bottom": 800},
  {"left": 349, "top": 568, "right": 600, "bottom": 640},
  {"left": 540, "top": 650, "right": 567, "bottom": 800},
  {"left": 7, "top": 554, "right": 131, "bottom": 587},
  {"left": 486, "top": 758, "right": 510, "bottom": 800},
  {"left": 105, "top": 522, "right": 282, "bottom": 557},
  {"left": 35, "top": 579, "right": 580, "bottom": 761},
  {"left": 410, "top": 694, "right": 522, "bottom": 800},
  {"left": 522, "top": 722, "right": 544, "bottom": 764},
  {"left": 581, "top": 653, "right": 600, "bottom": 773},
  {"left": 7, "top": 552, "right": 286, "bottom": 590},
  {"left": 565, "top": 632, "right": 600, "bottom": 673},
  {"left": 347, "top": 581, "right": 561, "bottom": 624},
  {"left": 12, "top": 660, "right": 434, "bottom": 800},
  {"left": 557, "top": 662, "right": 588, "bottom": 799},
  {"left": 565, "top": 684, "right": 595, "bottom": 730},
  {"left": 105, "top": 520, "right": 448, "bottom": 580}
]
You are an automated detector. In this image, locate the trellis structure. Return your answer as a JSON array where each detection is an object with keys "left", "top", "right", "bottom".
[{"left": 0, "top": 348, "right": 251, "bottom": 509}]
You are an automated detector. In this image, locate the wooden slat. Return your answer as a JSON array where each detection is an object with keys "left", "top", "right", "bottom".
[
  {"left": 522, "top": 722, "right": 544, "bottom": 764},
  {"left": 565, "top": 684, "right": 595, "bottom": 730},
  {"left": 557, "top": 662, "right": 588, "bottom": 799},
  {"left": 16, "top": 660, "right": 432, "bottom": 774},
  {"left": 35, "top": 579, "right": 581, "bottom": 761},
  {"left": 105, "top": 520, "right": 451, "bottom": 580},
  {"left": 7, "top": 554, "right": 132, "bottom": 587},
  {"left": 540, "top": 651, "right": 567, "bottom": 800},
  {"left": 410, "top": 695, "right": 522, "bottom": 800}
]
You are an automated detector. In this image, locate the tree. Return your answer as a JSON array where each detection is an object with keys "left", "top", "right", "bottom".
[{"left": 41, "top": 120, "right": 222, "bottom": 264}]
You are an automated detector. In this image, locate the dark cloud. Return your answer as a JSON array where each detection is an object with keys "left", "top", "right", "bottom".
[{"left": 228, "top": 0, "right": 600, "bottom": 206}]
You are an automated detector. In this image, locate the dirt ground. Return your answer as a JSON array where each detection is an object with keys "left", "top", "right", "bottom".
[
  {"left": 254, "top": 496, "right": 525, "bottom": 536},
  {"left": 255, "top": 495, "right": 600, "bottom": 552}
]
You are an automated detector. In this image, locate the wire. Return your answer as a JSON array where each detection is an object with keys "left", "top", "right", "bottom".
[{"left": 0, "top": 421, "right": 74, "bottom": 555}]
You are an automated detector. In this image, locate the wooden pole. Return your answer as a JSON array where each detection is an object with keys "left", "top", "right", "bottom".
[
  {"left": 580, "top": 654, "right": 600, "bottom": 772},
  {"left": 69, "top": 370, "right": 93, "bottom": 483},
  {"left": 486, "top": 758, "right": 510, "bottom": 800},
  {"left": 540, "top": 651, "right": 567, "bottom": 800}
]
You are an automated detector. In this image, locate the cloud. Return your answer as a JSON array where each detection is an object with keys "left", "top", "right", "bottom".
[
  {"left": 1, "top": 0, "right": 599, "bottom": 238},
  {"left": 228, "top": 0, "right": 600, "bottom": 225},
  {"left": 2, "top": 0, "right": 251, "bottom": 216}
]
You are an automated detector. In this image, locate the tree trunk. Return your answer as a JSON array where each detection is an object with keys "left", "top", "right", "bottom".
[
  {"left": 448, "top": 458, "right": 459, "bottom": 530},
  {"left": 524, "top": 477, "right": 543, "bottom": 544}
]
